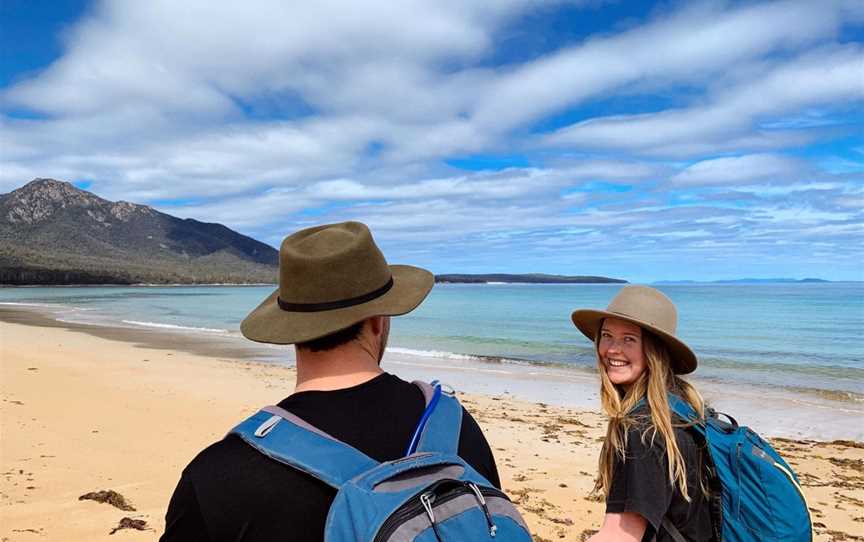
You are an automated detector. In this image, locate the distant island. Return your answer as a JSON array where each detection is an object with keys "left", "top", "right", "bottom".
[
  {"left": 435, "top": 274, "right": 626, "bottom": 284},
  {"left": 653, "top": 278, "right": 831, "bottom": 284}
]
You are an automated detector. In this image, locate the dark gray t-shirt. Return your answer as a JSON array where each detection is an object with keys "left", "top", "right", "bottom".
[{"left": 605, "top": 405, "right": 716, "bottom": 542}]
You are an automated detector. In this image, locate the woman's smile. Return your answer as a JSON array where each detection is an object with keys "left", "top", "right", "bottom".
[{"left": 598, "top": 318, "right": 647, "bottom": 386}]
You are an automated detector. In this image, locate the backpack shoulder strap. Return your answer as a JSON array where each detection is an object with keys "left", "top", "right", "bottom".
[
  {"left": 633, "top": 394, "right": 707, "bottom": 438},
  {"left": 667, "top": 393, "right": 707, "bottom": 438},
  {"left": 413, "top": 381, "right": 463, "bottom": 455},
  {"left": 229, "top": 405, "right": 379, "bottom": 488},
  {"left": 658, "top": 518, "right": 689, "bottom": 542}
]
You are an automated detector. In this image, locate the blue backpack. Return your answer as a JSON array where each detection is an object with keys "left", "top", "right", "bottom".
[
  {"left": 663, "top": 394, "right": 812, "bottom": 542},
  {"left": 230, "top": 381, "right": 532, "bottom": 541}
]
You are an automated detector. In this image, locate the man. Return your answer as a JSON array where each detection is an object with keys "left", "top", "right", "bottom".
[{"left": 160, "top": 221, "right": 500, "bottom": 542}]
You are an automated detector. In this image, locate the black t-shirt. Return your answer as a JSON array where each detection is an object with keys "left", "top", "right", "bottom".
[
  {"left": 160, "top": 373, "right": 500, "bottom": 542},
  {"left": 605, "top": 405, "right": 716, "bottom": 542}
]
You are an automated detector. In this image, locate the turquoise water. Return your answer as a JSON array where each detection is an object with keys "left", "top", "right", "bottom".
[{"left": 2, "top": 283, "right": 862, "bottom": 403}]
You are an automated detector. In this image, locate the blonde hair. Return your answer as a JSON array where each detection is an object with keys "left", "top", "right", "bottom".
[{"left": 593, "top": 325, "right": 705, "bottom": 501}]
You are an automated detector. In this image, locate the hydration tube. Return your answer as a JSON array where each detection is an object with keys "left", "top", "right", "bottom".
[{"left": 405, "top": 382, "right": 443, "bottom": 456}]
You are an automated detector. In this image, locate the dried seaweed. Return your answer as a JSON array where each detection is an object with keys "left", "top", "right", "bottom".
[
  {"left": 79, "top": 490, "right": 136, "bottom": 511},
  {"left": 109, "top": 517, "right": 148, "bottom": 535}
]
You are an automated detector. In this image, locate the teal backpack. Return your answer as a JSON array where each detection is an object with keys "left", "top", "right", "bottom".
[
  {"left": 660, "top": 394, "right": 812, "bottom": 542},
  {"left": 230, "top": 381, "right": 532, "bottom": 541}
]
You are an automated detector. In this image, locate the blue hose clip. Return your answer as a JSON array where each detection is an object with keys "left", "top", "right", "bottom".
[{"left": 405, "top": 381, "right": 442, "bottom": 456}]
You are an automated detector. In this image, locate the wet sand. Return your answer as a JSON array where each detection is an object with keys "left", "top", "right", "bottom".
[{"left": 1, "top": 309, "right": 862, "bottom": 541}]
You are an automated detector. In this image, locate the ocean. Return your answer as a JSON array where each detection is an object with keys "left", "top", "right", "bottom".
[{"left": 2, "top": 282, "right": 862, "bottom": 440}]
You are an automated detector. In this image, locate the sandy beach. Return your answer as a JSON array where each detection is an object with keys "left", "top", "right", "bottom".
[{"left": 1, "top": 309, "right": 862, "bottom": 541}]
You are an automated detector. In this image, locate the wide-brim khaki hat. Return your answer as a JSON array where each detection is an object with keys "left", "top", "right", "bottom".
[
  {"left": 242, "top": 221, "right": 433, "bottom": 344},
  {"left": 571, "top": 285, "right": 697, "bottom": 374}
]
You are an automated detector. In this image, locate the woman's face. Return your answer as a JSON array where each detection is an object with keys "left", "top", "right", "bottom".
[{"left": 598, "top": 318, "right": 647, "bottom": 388}]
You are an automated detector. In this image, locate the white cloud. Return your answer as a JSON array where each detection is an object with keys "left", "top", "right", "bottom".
[
  {"left": 670, "top": 154, "right": 810, "bottom": 186},
  {"left": 834, "top": 195, "right": 864, "bottom": 209},
  {"left": 1, "top": 0, "right": 861, "bottom": 279},
  {"left": 158, "top": 162, "right": 653, "bottom": 230},
  {"left": 3, "top": 0, "right": 566, "bottom": 124},
  {"left": 755, "top": 206, "right": 858, "bottom": 224},
  {"left": 308, "top": 174, "right": 538, "bottom": 201},
  {"left": 3, "top": 0, "right": 858, "bottom": 176},
  {"left": 543, "top": 45, "right": 863, "bottom": 156},
  {"left": 473, "top": 0, "right": 850, "bottom": 132}
]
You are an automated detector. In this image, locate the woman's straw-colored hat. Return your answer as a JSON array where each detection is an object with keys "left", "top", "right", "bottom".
[
  {"left": 570, "top": 285, "right": 697, "bottom": 374},
  {"left": 241, "top": 221, "right": 434, "bottom": 344}
]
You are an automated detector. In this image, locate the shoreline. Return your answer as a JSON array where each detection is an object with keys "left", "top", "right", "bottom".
[
  {"left": 1, "top": 314, "right": 863, "bottom": 541},
  {"left": 0, "top": 305, "right": 274, "bottom": 363},
  {"left": 2, "top": 302, "right": 862, "bottom": 441}
]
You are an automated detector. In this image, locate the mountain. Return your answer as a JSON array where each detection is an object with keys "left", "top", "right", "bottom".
[
  {"left": 435, "top": 273, "right": 626, "bottom": 284},
  {"left": 0, "top": 179, "right": 278, "bottom": 285},
  {"left": 711, "top": 278, "right": 830, "bottom": 284}
]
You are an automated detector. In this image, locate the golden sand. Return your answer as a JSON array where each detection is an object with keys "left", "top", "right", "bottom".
[{"left": 1, "top": 314, "right": 862, "bottom": 541}]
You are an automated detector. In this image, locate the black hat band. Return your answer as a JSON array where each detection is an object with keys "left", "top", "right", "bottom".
[{"left": 277, "top": 277, "right": 394, "bottom": 313}]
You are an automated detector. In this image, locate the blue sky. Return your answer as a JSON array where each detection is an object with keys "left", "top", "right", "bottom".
[{"left": 1, "top": 0, "right": 862, "bottom": 281}]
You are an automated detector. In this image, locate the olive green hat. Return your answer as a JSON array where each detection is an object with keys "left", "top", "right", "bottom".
[{"left": 241, "top": 221, "right": 434, "bottom": 344}]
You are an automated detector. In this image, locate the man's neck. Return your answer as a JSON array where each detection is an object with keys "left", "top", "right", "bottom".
[{"left": 293, "top": 345, "right": 384, "bottom": 393}]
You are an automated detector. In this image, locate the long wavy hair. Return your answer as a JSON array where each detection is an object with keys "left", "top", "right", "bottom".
[{"left": 593, "top": 323, "right": 705, "bottom": 501}]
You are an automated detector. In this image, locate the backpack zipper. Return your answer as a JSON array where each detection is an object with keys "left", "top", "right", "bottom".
[
  {"left": 735, "top": 441, "right": 743, "bottom": 518},
  {"left": 420, "top": 491, "right": 444, "bottom": 542},
  {"left": 373, "top": 481, "right": 508, "bottom": 542},
  {"left": 468, "top": 482, "right": 497, "bottom": 537}
]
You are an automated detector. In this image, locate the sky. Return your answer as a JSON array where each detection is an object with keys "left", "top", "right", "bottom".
[{"left": 1, "top": 0, "right": 862, "bottom": 282}]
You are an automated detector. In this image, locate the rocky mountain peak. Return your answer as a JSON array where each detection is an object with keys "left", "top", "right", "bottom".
[
  {"left": 18, "top": 178, "right": 100, "bottom": 202},
  {"left": 2, "top": 178, "right": 151, "bottom": 225}
]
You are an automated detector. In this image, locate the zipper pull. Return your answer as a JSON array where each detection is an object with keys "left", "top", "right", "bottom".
[
  {"left": 420, "top": 492, "right": 443, "bottom": 542},
  {"left": 467, "top": 482, "right": 497, "bottom": 537}
]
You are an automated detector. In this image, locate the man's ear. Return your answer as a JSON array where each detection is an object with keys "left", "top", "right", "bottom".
[{"left": 367, "top": 315, "right": 385, "bottom": 337}]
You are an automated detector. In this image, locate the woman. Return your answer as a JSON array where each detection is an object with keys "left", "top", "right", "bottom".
[{"left": 571, "top": 285, "right": 716, "bottom": 542}]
